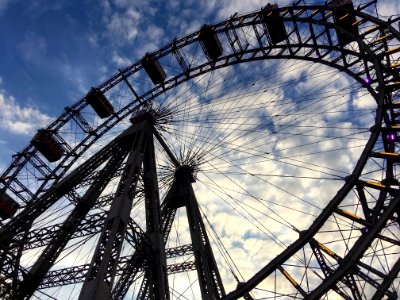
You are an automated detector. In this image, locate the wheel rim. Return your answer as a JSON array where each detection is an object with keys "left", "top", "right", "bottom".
[{"left": 1, "top": 3, "right": 399, "bottom": 299}]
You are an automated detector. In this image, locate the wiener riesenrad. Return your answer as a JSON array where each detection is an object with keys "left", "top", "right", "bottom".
[{"left": 0, "top": 0, "right": 399, "bottom": 299}]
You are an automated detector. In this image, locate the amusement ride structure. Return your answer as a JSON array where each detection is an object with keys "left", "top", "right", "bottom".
[{"left": 0, "top": 0, "right": 399, "bottom": 299}]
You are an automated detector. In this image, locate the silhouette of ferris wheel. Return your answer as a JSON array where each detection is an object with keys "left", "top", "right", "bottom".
[{"left": 0, "top": 1, "right": 399, "bottom": 299}]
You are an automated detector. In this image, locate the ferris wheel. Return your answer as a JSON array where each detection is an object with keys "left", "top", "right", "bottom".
[{"left": 0, "top": 0, "right": 399, "bottom": 299}]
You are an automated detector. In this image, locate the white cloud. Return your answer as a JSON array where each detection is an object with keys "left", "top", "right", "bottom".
[
  {"left": 88, "top": 34, "right": 99, "bottom": 47},
  {"left": 132, "top": 24, "right": 166, "bottom": 56},
  {"left": 106, "top": 9, "right": 140, "bottom": 45},
  {"left": 146, "top": 24, "right": 164, "bottom": 42},
  {"left": 377, "top": 0, "right": 400, "bottom": 17},
  {"left": 112, "top": 51, "right": 131, "bottom": 67},
  {"left": 0, "top": 91, "right": 51, "bottom": 135},
  {"left": 100, "top": 1, "right": 165, "bottom": 48},
  {"left": 0, "top": 0, "right": 9, "bottom": 14}
]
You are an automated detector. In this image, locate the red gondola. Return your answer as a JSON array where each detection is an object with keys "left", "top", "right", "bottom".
[
  {"left": 0, "top": 192, "right": 20, "bottom": 219},
  {"left": 31, "top": 130, "right": 64, "bottom": 162},
  {"left": 86, "top": 88, "right": 115, "bottom": 118},
  {"left": 198, "top": 25, "right": 223, "bottom": 60}
]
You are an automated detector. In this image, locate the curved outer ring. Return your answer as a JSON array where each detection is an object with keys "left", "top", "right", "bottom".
[{"left": 1, "top": 3, "right": 399, "bottom": 298}]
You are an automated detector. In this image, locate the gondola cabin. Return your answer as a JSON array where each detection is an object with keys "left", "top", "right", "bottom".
[
  {"left": 141, "top": 55, "right": 166, "bottom": 85},
  {"left": 86, "top": 88, "right": 114, "bottom": 118},
  {"left": 31, "top": 130, "right": 64, "bottom": 162},
  {"left": 261, "top": 4, "right": 287, "bottom": 45},
  {"left": 329, "top": 0, "right": 359, "bottom": 46},
  {"left": 198, "top": 25, "right": 223, "bottom": 60},
  {"left": 0, "top": 192, "right": 20, "bottom": 220}
]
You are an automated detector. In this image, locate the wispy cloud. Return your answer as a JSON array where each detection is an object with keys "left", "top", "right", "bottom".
[
  {"left": 111, "top": 51, "right": 131, "bottom": 67},
  {"left": 106, "top": 10, "right": 140, "bottom": 45},
  {"left": 18, "top": 33, "right": 48, "bottom": 63},
  {"left": 377, "top": 0, "right": 400, "bottom": 17},
  {"left": 0, "top": 0, "right": 9, "bottom": 14},
  {"left": 0, "top": 91, "right": 51, "bottom": 135},
  {"left": 100, "top": 0, "right": 160, "bottom": 47}
]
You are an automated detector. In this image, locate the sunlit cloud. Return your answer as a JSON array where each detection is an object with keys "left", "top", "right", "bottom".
[
  {"left": 0, "top": 91, "right": 51, "bottom": 135},
  {"left": 0, "top": 0, "right": 398, "bottom": 298}
]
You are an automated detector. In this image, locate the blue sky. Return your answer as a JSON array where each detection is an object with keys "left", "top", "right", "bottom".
[
  {"left": 0, "top": 0, "right": 399, "bottom": 298},
  {"left": 0, "top": 0, "right": 398, "bottom": 170}
]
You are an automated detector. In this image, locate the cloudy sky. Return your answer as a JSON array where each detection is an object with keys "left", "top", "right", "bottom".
[
  {"left": 0, "top": 0, "right": 399, "bottom": 299},
  {"left": 0, "top": 0, "right": 398, "bottom": 168}
]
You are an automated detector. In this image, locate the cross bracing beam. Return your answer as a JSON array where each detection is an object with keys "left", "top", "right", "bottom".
[
  {"left": 311, "top": 238, "right": 398, "bottom": 299},
  {"left": 37, "top": 246, "right": 195, "bottom": 290},
  {"left": 111, "top": 186, "right": 178, "bottom": 300},
  {"left": 111, "top": 128, "right": 183, "bottom": 300},
  {"left": 165, "top": 244, "right": 193, "bottom": 258},
  {"left": 71, "top": 166, "right": 124, "bottom": 190},
  {"left": 308, "top": 193, "right": 400, "bottom": 298},
  {"left": 21, "top": 212, "right": 145, "bottom": 251},
  {"left": 310, "top": 243, "right": 353, "bottom": 300},
  {"left": 0, "top": 3, "right": 399, "bottom": 299},
  {"left": 12, "top": 142, "right": 132, "bottom": 299},
  {"left": 0, "top": 125, "right": 145, "bottom": 251},
  {"left": 23, "top": 212, "right": 106, "bottom": 250},
  {"left": 65, "top": 107, "right": 95, "bottom": 134}
]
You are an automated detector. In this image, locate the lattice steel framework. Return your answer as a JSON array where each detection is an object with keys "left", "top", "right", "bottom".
[{"left": 0, "top": 1, "right": 399, "bottom": 299}]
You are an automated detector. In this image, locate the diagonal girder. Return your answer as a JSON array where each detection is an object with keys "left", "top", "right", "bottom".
[
  {"left": 173, "top": 165, "right": 226, "bottom": 299},
  {"left": 79, "top": 120, "right": 150, "bottom": 300},
  {"left": 111, "top": 187, "right": 179, "bottom": 300},
  {"left": 138, "top": 117, "right": 170, "bottom": 300},
  {"left": 112, "top": 127, "right": 182, "bottom": 300},
  {"left": 371, "top": 258, "right": 400, "bottom": 300},
  {"left": 311, "top": 238, "right": 399, "bottom": 299},
  {"left": 12, "top": 145, "right": 130, "bottom": 300},
  {"left": 0, "top": 125, "right": 145, "bottom": 252},
  {"left": 308, "top": 194, "right": 400, "bottom": 298},
  {"left": 311, "top": 248, "right": 352, "bottom": 299}
]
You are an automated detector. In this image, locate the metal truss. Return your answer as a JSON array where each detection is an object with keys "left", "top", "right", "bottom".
[{"left": 1, "top": 1, "right": 400, "bottom": 299}]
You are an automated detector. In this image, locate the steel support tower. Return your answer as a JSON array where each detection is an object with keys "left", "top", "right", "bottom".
[{"left": 0, "top": 1, "right": 400, "bottom": 299}]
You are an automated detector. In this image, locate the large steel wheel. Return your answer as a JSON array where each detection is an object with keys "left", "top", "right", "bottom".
[{"left": 0, "top": 2, "right": 399, "bottom": 299}]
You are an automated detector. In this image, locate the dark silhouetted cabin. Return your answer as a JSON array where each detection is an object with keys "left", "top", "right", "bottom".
[
  {"left": 31, "top": 130, "right": 64, "bottom": 162},
  {"left": 86, "top": 88, "right": 114, "bottom": 118},
  {"left": 141, "top": 55, "right": 166, "bottom": 85},
  {"left": 261, "top": 4, "right": 287, "bottom": 45},
  {"left": 329, "top": 0, "right": 359, "bottom": 46},
  {"left": 0, "top": 192, "right": 20, "bottom": 220},
  {"left": 198, "top": 25, "right": 223, "bottom": 60}
]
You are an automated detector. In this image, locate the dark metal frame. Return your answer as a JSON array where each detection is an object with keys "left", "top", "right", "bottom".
[{"left": 0, "top": 2, "right": 399, "bottom": 299}]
